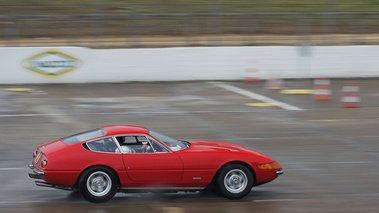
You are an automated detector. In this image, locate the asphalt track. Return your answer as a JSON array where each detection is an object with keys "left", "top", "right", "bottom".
[{"left": 0, "top": 79, "right": 379, "bottom": 212}]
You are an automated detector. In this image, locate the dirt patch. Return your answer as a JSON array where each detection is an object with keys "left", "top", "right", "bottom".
[{"left": 2, "top": 34, "right": 379, "bottom": 48}]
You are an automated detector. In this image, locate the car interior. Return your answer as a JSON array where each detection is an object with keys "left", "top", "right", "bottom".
[{"left": 116, "top": 136, "right": 167, "bottom": 153}]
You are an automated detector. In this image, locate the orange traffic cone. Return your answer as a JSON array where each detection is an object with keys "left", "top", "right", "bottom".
[
  {"left": 313, "top": 78, "right": 332, "bottom": 101},
  {"left": 341, "top": 82, "right": 360, "bottom": 108},
  {"left": 243, "top": 68, "right": 260, "bottom": 83}
]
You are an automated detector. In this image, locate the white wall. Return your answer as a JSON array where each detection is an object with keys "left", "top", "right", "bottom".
[{"left": 1, "top": 45, "right": 379, "bottom": 84}]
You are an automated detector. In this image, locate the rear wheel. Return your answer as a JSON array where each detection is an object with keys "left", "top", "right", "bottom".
[
  {"left": 217, "top": 164, "right": 254, "bottom": 199},
  {"left": 79, "top": 166, "right": 118, "bottom": 203}
]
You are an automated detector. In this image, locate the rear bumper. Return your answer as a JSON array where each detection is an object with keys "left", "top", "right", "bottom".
[
  {"left": 28, "top": 162, "right": 73, "bottom": 191},
  {"left": 28, "top": 162, "right": 44, "bottom": 179}
]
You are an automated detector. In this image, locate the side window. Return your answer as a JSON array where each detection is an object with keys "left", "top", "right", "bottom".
[
  {"left": 86, "top": 137, "right": 119, "bottom": 153},
  {"left": 115, "top": 135, "right": 168, "bottom": 153},
  {"left": 116, "top": 136, "right": 138, "bottom": 153},
  {"left": 148, "top": 137, "right": 169, "bottom": 153}
]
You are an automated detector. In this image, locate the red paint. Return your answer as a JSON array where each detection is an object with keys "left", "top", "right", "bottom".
[{"left": 31, "top": 125, "right": 282, "bottom": 190}]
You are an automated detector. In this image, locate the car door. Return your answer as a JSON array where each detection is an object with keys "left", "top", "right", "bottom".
[{"left": 119, "top": 135, "right": 183, "bottom": 183}]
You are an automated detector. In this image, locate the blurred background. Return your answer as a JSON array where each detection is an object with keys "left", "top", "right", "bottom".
[
  {"left": 1, "top": 0, "right": 379, "bottom": 48},
  {"left": 1, "top": 1, "right": 379, "bottom": 212}
]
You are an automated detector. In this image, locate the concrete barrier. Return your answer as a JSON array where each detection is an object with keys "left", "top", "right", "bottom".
[{"left": 1, "top": 45, "right": 378, "bottom": 84}]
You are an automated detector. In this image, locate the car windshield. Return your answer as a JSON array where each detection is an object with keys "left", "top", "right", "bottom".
[
  {"left": 61, "top": 128, "right": 106, "bottom": 145},
  {"left": 149, "top": 130, "right": 189, "bottom": 151}
]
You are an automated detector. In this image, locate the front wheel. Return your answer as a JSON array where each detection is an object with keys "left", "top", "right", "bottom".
[
  {"left": 79, "top": 166, "right": 118, "bottom": 203},
  {"left": 217, "top": 164, "right": 254, "bottom": 199}
]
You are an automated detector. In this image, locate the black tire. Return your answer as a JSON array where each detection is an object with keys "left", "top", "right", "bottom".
[
  {"left": 217, "top": 163, "right": 254, "bottom": 199},
  {"left": 78, "top": 166, "right": 118, "bottom": 203}
]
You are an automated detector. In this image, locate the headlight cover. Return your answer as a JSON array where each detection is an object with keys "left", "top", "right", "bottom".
[{"left": 257, "top": 162, "right": 282, "bottom": 170}]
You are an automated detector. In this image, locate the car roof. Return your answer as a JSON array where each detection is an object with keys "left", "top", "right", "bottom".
[{"left": 100, "top": 125, "right": 149, "bottom": 136}]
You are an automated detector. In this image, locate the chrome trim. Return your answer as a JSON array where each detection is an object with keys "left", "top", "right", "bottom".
[
  {"left": 120, "top": 187, "right": 205, "bottom": 193},
  {"left": 112, "top": 136, "right": 123, "bottom": 154},
  {"left": 276, "top": 169, "right": 284, "bottom": 175},
  {"left": 28, "top": 162, "right": 45, "bottom": 177},
  {"left": 35, "top": 181, "right": 73, "bottom": 191},
  {"left": 28, "top": 162, "right": 34, "bottom": 169},
  {"left": 29, "top": 173, "right": 42, "bottom": 179},
  {"left": 33, "top": 168, "right": 45, "bottom": 176}
]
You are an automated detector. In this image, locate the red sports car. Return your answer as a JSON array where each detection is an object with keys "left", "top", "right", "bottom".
[{"left": 28, "top": 125, "right": 283, "bottom": 203}]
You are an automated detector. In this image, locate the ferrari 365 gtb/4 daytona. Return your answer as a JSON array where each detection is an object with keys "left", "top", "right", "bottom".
[{"left": 29, "top": 125, "right": 283, "bottom": 203}]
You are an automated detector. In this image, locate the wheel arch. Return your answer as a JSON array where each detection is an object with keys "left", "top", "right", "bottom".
[
  {"left": 212, "top": 161, "right": 257, "bottom": 186},
  {"left": 74, "top": 164, "right": 121, "bottom": 189}
]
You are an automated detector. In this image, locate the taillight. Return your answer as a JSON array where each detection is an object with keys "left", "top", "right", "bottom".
[
  {"left": 42, "top": 160, "right": 48, "bottom": 168},
  {"left": 33, "top": 151, "right": 38, "bottom": 158}
]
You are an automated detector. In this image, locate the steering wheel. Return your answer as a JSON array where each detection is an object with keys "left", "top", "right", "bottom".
[{"left": 141, "top": 145, "right": 152, "bottom": 153}]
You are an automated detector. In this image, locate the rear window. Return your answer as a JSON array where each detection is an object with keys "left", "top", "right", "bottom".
[{"left": 61, "top": 128, "right": 106, "bottom": 145}]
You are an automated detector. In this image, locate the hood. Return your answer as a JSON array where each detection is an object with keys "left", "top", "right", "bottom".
[
  {"left": 37, "top": 139, "right": 69, "bottom": 156},
  {"left": 186, "top": 140, "right": 267, "bottom": 157}
]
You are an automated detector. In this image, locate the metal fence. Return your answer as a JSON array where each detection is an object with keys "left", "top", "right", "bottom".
[{"left": 1, "top": 1, "right": 379, "bottom": 48}]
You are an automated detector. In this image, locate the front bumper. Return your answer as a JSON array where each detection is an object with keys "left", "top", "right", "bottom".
[{"left": 276, "top": 169, "right": 284, "bottom": 175}]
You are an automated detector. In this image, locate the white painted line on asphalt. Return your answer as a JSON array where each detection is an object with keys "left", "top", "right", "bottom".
[
  {"left": 0, "top": 109, "right": 292, "bottom": 117},
  {"left": 254, "top": 193, "right": 379, "bottom": 203},
  {"left": 0, "top": 114, "right": 41, "bottom": 117},
  {"left": 0, "top": 111, "right": 191, "bottom": 117},
  {"left": 285, "top": 161, "right": 377, "bottom": 164},
  {"left": 328, "top": 161, "right": 376, "bottom": 164},
  {"left": 253, "top": 198, "right": 317, "bottom": 202},
  {"left": 210, "top": 82, "right": 304, "bottom": 111},
  {"left": 0, "top": 201, "right": 42, "bottom": 204},
  {"left": 0, "top": 168, "right": 26, "bottom": 170}
]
